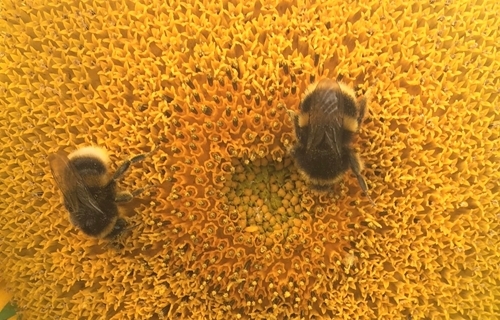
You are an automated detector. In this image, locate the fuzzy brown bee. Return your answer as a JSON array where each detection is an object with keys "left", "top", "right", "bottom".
[
  {"left": 48, "top": 146, "right": 154, "bottom": 239},
  {"left": 288, "top": 78, "right": 374, "bottom": 205}
]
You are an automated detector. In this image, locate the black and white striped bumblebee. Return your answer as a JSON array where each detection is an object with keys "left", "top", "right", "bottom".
[
  {"left": 48, "top": 146, "right": 154, "bottom": 239},
  {"left": 288, "top": 78, "right": 375, "bottom": 205}
]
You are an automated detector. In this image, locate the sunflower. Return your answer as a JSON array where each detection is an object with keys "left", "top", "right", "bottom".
[{"left": 1, "top": 0, "right": 499, "bottom": 319}]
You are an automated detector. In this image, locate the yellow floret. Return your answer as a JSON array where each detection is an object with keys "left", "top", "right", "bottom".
[{"left": 1, "top": 0, "right": 499, "bottom": 319}]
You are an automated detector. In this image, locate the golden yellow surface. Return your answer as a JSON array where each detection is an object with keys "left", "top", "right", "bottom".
[
  {"left": 0, "top": 282, "right": 13, "bottom": 311},
  {"left": 1, "top": 0, "right": 499, "bottom": 319}
]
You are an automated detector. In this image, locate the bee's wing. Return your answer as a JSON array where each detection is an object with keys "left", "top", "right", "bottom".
[
  {"left": 48, "top": 152, "right": 104, "bottom": 216},
  {"left": 306, "top": 88, "right": 343, "bottom": 157}
]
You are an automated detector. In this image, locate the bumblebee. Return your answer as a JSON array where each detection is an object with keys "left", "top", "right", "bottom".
[
  {"left": 48, "top": 146, "right": 154, "bottom": 239},
  {"left": 288, "top": 78, "right": 375, "bottom": 205}
]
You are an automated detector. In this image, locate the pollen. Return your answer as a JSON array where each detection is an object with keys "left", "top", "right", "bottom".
[{"left": 1, "top": 0, "right": 500, "bottom": 319}]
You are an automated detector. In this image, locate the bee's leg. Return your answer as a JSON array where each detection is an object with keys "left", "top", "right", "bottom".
[
  {"left": 288, "top": 110, "right": 303, "bottom": 134},
  {"left": 115, "top": 191, "right": 133, "bottom": 203},
  {"left": 284, "top": 110, "right": 300, "bottom": 151},
  {"left": 111, "top": 146, "right": 157, "bottom": 182},
  {"left": 357, "top": 96, "right": 367, "bottom": 126},
  {"left": 114, "top": 218, "right": 137, "bottom": 235},
  {"left": 115, "top": 185, "right": 154, "bottom": 203},
  {"left": 111, "top": 154, "right": 145, "bottom": 181},
  {"left": 347, "top": 151, "right": 376, "bottom": 206},
  {"left": 104, "top": 217, "right": 129, "bottom": 239},
  {"left": 357, "top": 87, "right": 372, "bottom": 126},
  {"left": 286, "top": 109, "right": 297, "bottom": 123},
  {"left": 102, "top": 218, "right": 138, "bottom": 250},
  {"left": 286, "top": 109, "right": 309, "bottom": 148}
]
